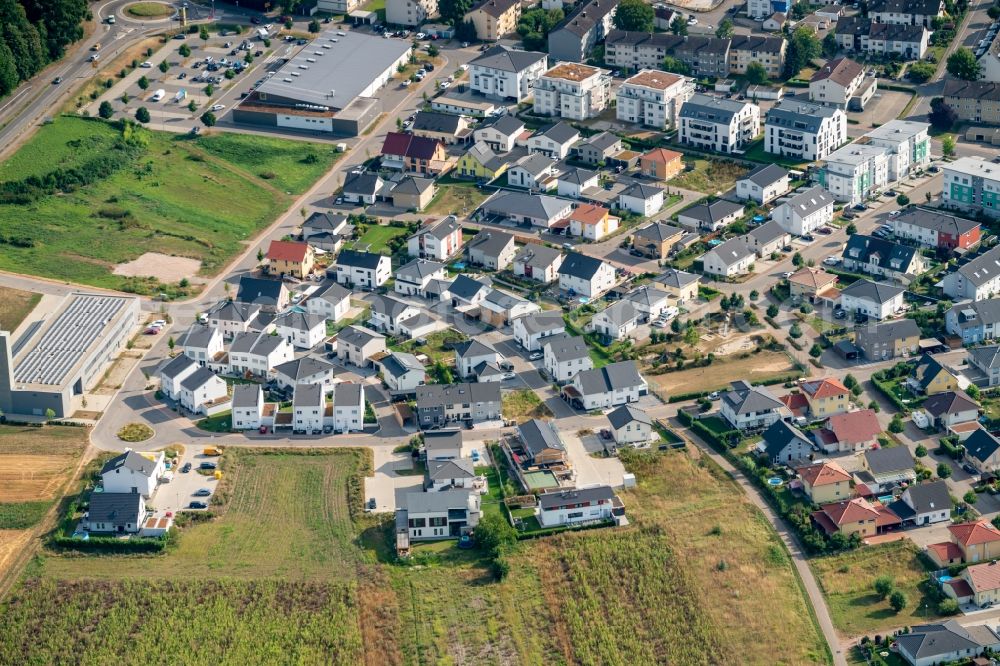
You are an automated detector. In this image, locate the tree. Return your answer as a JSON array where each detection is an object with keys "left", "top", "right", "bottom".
[
  {"left": 427, "top": 44, "right": 440, "bottom": 57},
  {"left": 789, "top": 323, "right": 802, "bottom": 339},
  {"left": 822, "top": 32, "right": 838, "bottom": 58},
  {"left": 938, "top": 598, "right": 960, "bottom": 615},
  {"left": 749, "top": 289, "right": 759, "bottom": 300},
  {"left": 200, "top": 111, "right": 217, "bottom": 127},
  {"left": 137, "top": 75, "right": 149, "bottom": 90},
  {"left": 967, "top": 384, "right": 981, "bottom": 400},
  {"left": 915, "top": 444, "right": 927, "bottom": 457},
  {"left": 947, "top": 47, "right": 982, "bottom": 81},
  {"left": 684, "top": 324, "right": 700, "bottom": 346},
  {"left": 179, "top": 43, "right": 191, "bottom": 57},
  {"left": 475, "top": 513, "right": 517, "bottom": 558},
  {"left": 199, "top": 26, "right": 209, "bottom": 41},
  {"left": 868, "top": 400, "right": 880, "bottom": 413},
  {"left": 896, "top": 194, "right": 910, "bottom": 206},
  {"left": 98, "top": 100, "right": 114, "bottom": 119},
  {"left": 613, "top": 0, "right": 654, "bottom": 31},
  {"left": 851, "top": 384, "right": 863, "bottom": 397},
  {"left": 159, "top": 60, "right": 169, "bottom": 73},
  {"left": 225, "top": 69, "right": 235, "bottom": 80},
  {"left": 844, "top": 374, "right": 858, "bottom": 390},
  {"left": 767, "top": 303, "right": 779, "bottom": 318},
  {"left": 792, "top": 251, "right": 804, "bottom": 267},
  {"left": 965, "top": 490, "right": 978, "bottom": 505},
  {"left": 44, "top": 407, "right": 55, "bottom": 421},
  {"left": 937, "top": 462, "right": 953, "bottom": 478},
  {"left": 670, "top": 317, "right": 682, "bottom": 334},
  {"left": 809, "top": 343, "right": 822, "bottom": 358},
  {"left": 135, "top": 106, "right": 150, "bottom": 123},
  {"left": 874, "top": 575, "right": 894, "bottom": 599},
  {"left": 907, "top": 60, "right": 936, "bottom": 83},
  {"left": 716, "top": 18, "right": 734, "bottom": 39},
  {"left": 941, "top": 134, "right": 957, "bottom": 157},
  {"left": 888, "top": 414, "right": 904, "bottom": 433},
  {"left": 167, "top": 336, "right": 175, "bottom": 351},
  {"left": 846, "top": 222, "right": 857, "bottom": 235},
  {"left": 455, "top": 20, "right": 477, "bottom": 43},
  {"left": 746, "top": 61, "right": 768, "bottom": 85},
  {"left": 889, "top": 590, "right": 908, "bottom": 613},
  {"left": 784, "top": 26, "right": 821, "bottom": 78},
  {"left": 930, "top": 98, "right": 958, "bottom": 132},
  {"left": 187, "top": 100, "right": 197, "bottom": 112},
  {"left": 439, "top": 0, "right": 474, "bottom": 25},
  {"left": 308, "top": 18, "right": 321, "bottom": 33},
  {"left": 990, "top": 4, "right": 1000, "bottom": 19},
  {"left": 662, "top": 56, "right": 691, "bottom": 75},
  {"left": 669, "top": 14, "right": 688, "bottom": 35},
  {"left": 257, "top": 248, "right": 265, "bottom": 262}
]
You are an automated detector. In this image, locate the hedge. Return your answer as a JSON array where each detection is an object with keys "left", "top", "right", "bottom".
[
  {"left": 871, "top": 376, "right": 910, "bottom": 413},
  {"left": 51, "top": 535, "right": 168, "bottom": 553}
]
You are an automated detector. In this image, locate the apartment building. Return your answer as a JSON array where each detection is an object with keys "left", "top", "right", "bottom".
[
  {"left": 809, "top": 57, "right": 876, "bottom": 109},
  {"left": 864, "top": 119, "right": 931, "bottom": 181},
  {"left": 679, "top": 94, "right": 761, "bottom": 154},
  {"left": 943, "top": 157, "right": 1000, "bottom": 219},
  {"left": 943, "top": 80, "right": 1000, "bottom": 124},
  {"left": 729, "top": 34, "right": 786, "bottom": 79},
  {"left": 765, "top": 99, "right": 847, "bottom": 161},
  {"left": 468, "top": 46, "right": 547, "bottom": 102},
  {"left": 615, "top": 69, "right": 695, "bottom": 129},
  {"left": 533, "top": 62, "right": 612, "bottom": 120},
  {"left": 547, "top": 0, "right": 619, "bottom": 63},
  {"left": 815, "top": 143, "right": 890, "bottom": 204},
  {"left": 869, "top": 0, "right": 944, "bottom": 28},
  {"left": 385, "top": 0, "right": 438, "bottom": 26},
  {"left": 464, "top": 0, "right": 521, "bottom": 41}
]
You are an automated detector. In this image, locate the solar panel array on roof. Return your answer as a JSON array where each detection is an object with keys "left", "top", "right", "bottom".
[{"left": 14, "top": 295, "right": 130, "bottom": 386}]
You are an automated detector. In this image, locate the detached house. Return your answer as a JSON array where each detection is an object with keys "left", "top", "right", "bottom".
[
  {"left": 929, "top": 521, "right": 1000, "bottom": 567},
  {"left": 632, "top": 221, "right": 684, "bottom": 260},
  {"left": 395, "top": 259, "right": 447, "bottom": 298},
  {"left": 701, "top": 238, "right": 756, "bottom": 278},
  {"left": 677, "top": 200, "right": 744, "bottom": 232},
  {"left": 556, "top": 168, "right": 600, "bottom": 199},
  {"left": 854, "top": 318, "right": 920, "bottom": 360},
  {"left": 538, "top": 486, "right": 616, "bottom": 527},
  {"left": 859, "top": 446, "right": 916, "bottom": 493},
  {"left": 369, "top": 294, "right": 422, "bottom": 336},
  {"left": 407, "top": 216, "right": 463, "bottom": 261},
  {"left": 206, "top": 301, "right": 262, "bottom": 339},
  {"left": 812, "top": 497, "right": 894, "bottom": 539},
  {"left": 607, "top": 405, "right": 652, "bottom": 446},
  {"left": 342, "top": 171, "right": 383, "bottom": 206},
  {"left": 736, "top": 164, "right": 791, "bottom": 205},
  {"left": 965, "top": 428, "right": 1000, "bottom": 474},
  {"left": 841, "top": 234, "right": 926, "bottom": 283},
  {"left": 333, "top": 250, "right": 391, "bottom": 289},
  {"left": 746, "top": 221, "right": 790, "bottom": 259},
  {"left": 518, "top": 418, "right": 568, "bottom": 466},
  {"left": 720, "top": 380, "right": 784, "bottom": 431},
  {"left": 562, "top": 360, "right": 647, "bottom": 410},
  {"left": 377, "top": 351, "right": 426, "bottom": 392},
  {"left": 639, "top": 148, "right": 684, "bottom": 182},
  {"left": 911, "top": 353, "right": 959, "bottom": 395},
  {"left": 513, "top": 311, "right": 566, "bottom": 351},
  {"left": 469, "top": 46, "right": 547, "bottom": 103},
  {"left": 380, "top": 132, "right": 451, "bottom": 176},
  {"left": 454, "top": 339, "right": 503, "bottom": 381},
  {"left": 410, "top": 111, "right": 474, "bottom": 145},
  {"left": 336, "top": 325, "right": 387, "bottom": 368},
  {"left": 809, "top": 57, "right": 876, "bottom": 110},
  {"left": 890, "top": 480, "right": 951, "bottom": 526},
  {"left": 101, "top": 450, "right": 165, "bottom": 498},
  {"left": 923, "top": 390, "right": 980, "bottom": 431},
  {"left": 467, "top": 229, "right": 517, "bottom": 270},
  {"left": 479, "top": 288, "right": 539, "bottom": 327},
  {"left": 799, "top": 377, "right": 851, "bottom": 419},
  {"left": 473, "top": 115, "right": 524, "bottom": 154},
  {"left": 265, "top": 240, "right": 315, "bottom": 280},
  {"left": 617, "top": 183, "right": 664, "bottom": 217},
  {"left": 558, "top": 252, "right": 616, "bottom": 298},
  {"left": 567, "top": 203, "right": 617, "bottom": 240},
  {"left": 179, "top": 366, "right": 228, "bottom": 416},
  {"left": 456, "top": 141, "right": 507, "bottom": 182},
  {"left": 814, "top": 409, "right": 882, "bottom": 453},
  {"left": 527, "top": 122, "right": 580, "bottom": 160},
  {"left": 896, "top": 621, "right": 1000, "bottom": 666},
  {"left": 508, "top": 153, "right": 558, "bottom": 191},
  {"left": 236, "top": 276, "right": 289, "bottom": 313},
  {"left": 656, "top": 268, "right": 700, "bottom": 304},
  {"left": 275, "top": 311, "right": 326, "bottom": 350},
  {"left": 398, "top": 490, "right": 481, "bottom": 542},
  {"left": 178, "top": 324, "right": 224, "bottom": 368},
  {"left": 757, "top": 419, "right": 812, "bottom": 465},
  {"left": 838, "top": 279, "right": 905, "bottom": 320},
  {"left": 771, "top": 186, "right": 835, "bottom": 237},
  {"left": 478, "top": 192, "right": 574, "bottom": 229},
  {"left": 306, "top": 281, "right": 352, "bottom": 322},
  {"left": 271, "top": 357, "right": 335, "bottom": 391},
  {"left": 788, "top": 267, "right": 839, "bottom": 304},
  {"left": 572, "top": 131, "right": 623, "bottom": 166},
  {"left": 544, "top": 333, "right": 593, "bottom": 383},
  {"left": 797, "top": 460, "right": 853, "bottom": 504},
  {"left": 588, "top": 300, "right": 639, "bottom": 342},
  {"left": 941, "top": 244, "right": 1000, "bottom": 302},
  {"left": 513, "top": 244, "right": 563, "bottom": 283}
]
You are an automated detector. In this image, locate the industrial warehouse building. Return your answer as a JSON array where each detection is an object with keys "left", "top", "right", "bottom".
[
  {"left": 232, "top": 30, "right": 412, "bottom": 136},
  {"left": 0, "top": 293, "right": 140, "bottom": 418}
]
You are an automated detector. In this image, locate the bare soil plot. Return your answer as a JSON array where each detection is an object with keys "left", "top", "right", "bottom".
[
  {"left": 0, "top": 287, "right": 40, "bottom": 332},
  {"left": 0, "top": 425, "right": 90, "bottom": 502},
  {"left": 647, "top": 350, "right": 798, "bottom": 396},
  {"left": 113, "top": 252, "right": 203, "bottom": 283}
]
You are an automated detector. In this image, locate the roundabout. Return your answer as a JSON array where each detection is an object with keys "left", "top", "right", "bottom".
[{"left": 123, "top": 1, "right": 174, "bottom": 20}]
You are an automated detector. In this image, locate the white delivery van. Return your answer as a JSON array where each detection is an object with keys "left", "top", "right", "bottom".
[{"left": 151, "top": 89, "right": 166, "bottom": 102}]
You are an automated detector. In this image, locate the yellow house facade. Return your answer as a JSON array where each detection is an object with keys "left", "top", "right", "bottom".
[
  {"left": 456, "top": 144, "right": 507, "bottom": 181},
  {"left": 801, "top": 378, "right": 851, "bottom": 419},
  {"left": 464, "top": 0, "right": 521, "bottom": 41},
  {"left": 798, "top": 461, "right": 853, "bottom": 504}
]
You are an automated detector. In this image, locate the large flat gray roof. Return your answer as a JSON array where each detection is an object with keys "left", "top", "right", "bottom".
[
  {"left": 12, "top": 293, "right": 135, "bottom": 388},
  {"left": 256, "top": 30, "right": 411, "bottom": 111}
]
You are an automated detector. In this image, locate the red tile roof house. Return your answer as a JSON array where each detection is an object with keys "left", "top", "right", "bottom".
[
  {"left": 812, "top": 409, "right": 882, "bottom": 453},
  {"left": 811, "top": 497, "right": 900, "bottom": 539},
  {"left": 380, "top": 132, "right": 453, "bottom": 176},
  {"left": 928, "top": 520, "right": 1000, "bottom": 568}
]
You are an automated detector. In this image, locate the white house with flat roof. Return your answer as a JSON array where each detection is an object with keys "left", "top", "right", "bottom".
[
  {"left": 533, "top": 62, "right": 612, "bottom": 120},
  {"left": 616, "top": 69, "right": 695, "bottom": 130},
  {"left": 816, "top": 143, "right": 891, "bottom": 204}
]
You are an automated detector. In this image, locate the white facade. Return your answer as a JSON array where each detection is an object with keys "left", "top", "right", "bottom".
[
  {"left": 679, "top": 98, "right": 761, "bottom": 154},
  {"left": 544, "top": 343, "right": 593, "bottom": 383},
  {"left": 615, "top": 70, "right": 695, "bottom": 130},
  {"left": 336, "top": 255, "right": 392, "bottom": 288},
  {"left": 407, "top": 221, "right": 463, "bottom": 262},
  {"left": 818, "top": 144, "right": 891, "bottom": 204},
  {"left": 512, "top": 316, "right": 566, "bottom": 351},
  {"left": 736, "top": 172, "right": 790, "bottom": 205},
  {"left": 558, "top": 261, "right": 616, "bottom": 298},
  {"left": 181, "top": 328, "right": 224, "bottom": 367},
  {"left": 527, "top": 132, "right": 577, "bottom": 160},
  {"left": 533, "top": 64, "right": 612, "bottom": 120},
  {"left": 568, "top": 370, "right": 647, "bottom": 411},
  {"left": 701, "top": 239, "right": 756, "bottom": 277},
  {"left": 771, "top": 186, "right": 835, "bottom": 236},
  {"left": 228, "top": 336, "right": 294, "bottom": 378},
  {"left": 942, "top": 245, "right": 1000, "bottom": 301},
  {"left": 385, "top": 0, "right": 438, "bottom": 26},
  {"left": 307, "top": 292, "right": 350, "bottom": 322},
  {"left": 232, "top": 388, "right": 264, "bottom": 430},
  {"left": 469, "top": 53, "right": 547, "bottom": 102},
  {"left": 618, "top": 189, "right": 664, "bottom": 217},
  {"left": 865, "top": 120, "right": 931, "bottom": 182},
  {"left": 276, "top": 318, "right": 326, "bottom": 351},
  {"left": 179, "top": 373, "right": 228, "bottom": 415},
  {"left": 588, "top": 305, "right": 638, "bottom": 341},
  {"left": 293, "top": 394, "right": 325, "bottom": 434},
  {"left": 765, "top": 103, "right": 847, "bottom": 161},
  {"left": 840, "top": 289, "right": 903, "bottom": 320},
  {"left": 102, "top": 452, "right": 164, "bottom": 498},
  {"left": 333, "top": 386, "right": 365, "bottom": 433},
  {"left": 557, "top": 171, "right": 600, "bottom": 199}
]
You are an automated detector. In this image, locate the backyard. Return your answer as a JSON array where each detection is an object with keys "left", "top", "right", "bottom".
[
  {"left": 0, "top": 116, "right": 340, "bottom": 291},
  {"left": 0, "top": 288, "right": 40, "bottom": 331},
  {"left": 391, "top": 328, "right": 468, "bottom": 365},
  {"left": 347, "top": 224, "right": 409, "bottom": 255},
  {"left": 810, "top": 540, "right": 942, "bottom": 636},
  {"left": 424, "top": 178, "right": 490, "bottom": 216},
  {"left": 671, "top": 157, "right": 750, "bottom": 194}
]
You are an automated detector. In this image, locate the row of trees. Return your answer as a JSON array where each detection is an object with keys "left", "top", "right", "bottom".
[{"left": 0, "top": 0, "right": 89, "bottom": 98}]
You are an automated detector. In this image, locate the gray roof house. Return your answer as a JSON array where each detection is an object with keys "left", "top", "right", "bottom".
[
  {"left": 478, "top": 192, "right": 574, "bottom": 229},
  {"left": 758, "top": 419, "right": 812, "bottom": 465},
  {"left": 563, "top": 360, "right": 647, "bottom": 410},
  {"left": 528, "top": 121, "right": 581, "bottom": 157},
  {"left": 854, "top": 318, "right": 920, "bottom": 360},
  {"left": 466, "top": 229, "right": 517, "bottom": 270},
  {"left": 517, "top": 418, "right": 567, "bottom": 464},
  {"left": 415, "top": 382, "right": 502, "bottom": 428},
  {"left": 896, "top": 621, "right": 1000, "bottom": 666},
  {"left": 736, "top": 164, "right": 790, "bottom": 204},
  {"left": 572, "top": 131, "right": 623, "bottom": 165},
  {"left": 425, "top": 457, "right": 477, "bottom": 490},
  {"left": 377, "top": 351, "right": 426, "bottom": 391},
  {"left": 841, "top": 234, "right": 925, "bottom": 282},
  {"left": 86, "top": 492, "right": 145, "bottom": 534},
  {"left": 745, "top": 220, "right": 791, "bottom": 258},
  {"left": 969, "top": 344, "right": 1000, "bottom": 384},
  {"left": 839, "top": 279, "right": 905, "bottom": 318},
  {"left": 963, "top": 427, "right": 1000, "bottom": 470},
  {"left": 764, "top": 99, "right": 846, "bottom": 161},
  {"left": 447, "top": 274, "right": 492, "bottom": 307},
  {"left": 272, "top": 356, "right": 335, "bottom": 389},
  {"left": 547, "top": 0, "right": 619, "bottom": 62},
  {"left": 946, "top": 298, "right": 1000, "bottom": 343},
  {"left": 700, "top": 237, "right": 756, "bottom": 277},
  {"left": 512, "top": 244, "right": 563, "bottom": 283},
  {"left": 677, "top": 200, "right": 745, "bottom": 232},
  {"left": 721, "top": 379, "right": 784, "bottom": 431},
  {"left": 343, "top": 171, "right": 384, "bottom": 204},
  {"left": 890, "top": 479, "right": 951, "bottom": 525},
  {"left": 236, "top": 276, "right": 289, "bottom": 312}
]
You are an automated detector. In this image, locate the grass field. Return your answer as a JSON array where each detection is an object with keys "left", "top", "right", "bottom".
[
  {"left": 811, "top": 540, "right": 941, "bottom": 636},
  {"left": 125, "top": 1, "right": 173, "bottom": 17},
  {"left": 501, "top": 389, "right": 553, "bottom": 422},
  {"left": 0, "top": 117, "right": 340, "bottom": 291},
  {"left": 0, "top": 288, "right": 40, "bottom": 332},
  {"left": 391, "top": 328, "right": 467, "bottom": 365},
  {"left": 647, "top": 350, "right": 799, "bottom": 396},
  {"left": 425, "top": 181, "right": 489, "bottom": 216},
  {"left": 349, "top": 224, "right": 408, "bottom": 255},
  {"left": 1, "top": 445, "right": 827, "bottom": 663},
  {"left": 671, "top": 158, "right": 750, "bottom": 194}
]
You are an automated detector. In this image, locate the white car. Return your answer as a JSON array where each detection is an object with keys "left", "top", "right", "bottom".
[
  {"left": 210, "top": 104, "right": 225, "bottom": 111},
  {"left": 687, "top": 17, "right": 698, "bottom": 24},
  {"left": 502, "top": 371, "right": 516, "bottom": 380},
  {"left": 140, "top": 61, "right": 153, "bottom": 68},
  {"left": 439, "top": 81, "right": 450, "bottom": 89},
  {"left": 782, "top": 271, "right": 794, "bottom": 278},
  {"left": 888, "top": 210, "right": 901, "bottom": 217},
  {"left": 416, "top": 32, "right": 426, "bottom": 39},
  {"left": 823, "top": 256, "right": 840, "bottom": 266}
]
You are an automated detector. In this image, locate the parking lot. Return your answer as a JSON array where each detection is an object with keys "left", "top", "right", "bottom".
[
  {"left": 147, "top": 448, "right": 222, "bottom": 517},
  {"left": 87, "top": 26, "right": 309, "bottom": 131}
]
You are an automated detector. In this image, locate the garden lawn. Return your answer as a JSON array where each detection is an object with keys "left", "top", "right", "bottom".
[
  {"left": 671, "top": 157, "right": 749, "bottom": 194},
  {"left": 391, "top": 328, "right": 467, "bottom": 365},
  {"left": 349, "top": 224, "right": 408, "bottom": 255},
  {"left": 0, "top": 288, "right": 40, "bottom": 332},
  {"left": 810, "top": 540, "right": 941, "bottom": 636},
  {"left": 424, "top": 181, "right": 489, "bottom": 216},
  {"left": 0, "top": 117, "right": 339, "bottom": 291}
]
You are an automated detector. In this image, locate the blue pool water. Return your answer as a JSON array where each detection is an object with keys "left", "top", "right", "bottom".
[{"left": 878, "top": 494, "right": 893, "bottom": 504}]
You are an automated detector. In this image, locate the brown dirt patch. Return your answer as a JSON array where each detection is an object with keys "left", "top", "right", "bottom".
[
  {"left": 0, "top": 530, "right": 32, "bottom": 578},
  {"left": 0, "top": 454, "right": 78, "bottom": 502},
  {"left": 647, "top": 350, "right": 797, "bottom": 396},
  {"left": 113, "top": 252, "right": 203, "bottom": 283},
  {"left": 0, "top": 288, "right": 40, "bottom": 332}
]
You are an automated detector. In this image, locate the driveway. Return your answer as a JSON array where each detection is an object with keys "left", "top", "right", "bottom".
[
  {"left": 148, "top": 450, "right": 222, "bottom": 516},
  {"left": 559, "top": 428, "right": 625, "bottom": 488}
]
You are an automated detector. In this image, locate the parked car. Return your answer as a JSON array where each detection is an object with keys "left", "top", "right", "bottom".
[
  {"left": 144, "top": 327, "right": 159, "bottom": 335},
  {"left": 817, "top": 226, "right": 832, "bottom": 234},
  {"left": 823, "top": 256, "right": 840, "bottom": 266},
  {"left": 210, "top": 104, "right": 225, "bottom": 111},
  {"left": 188, "top": 501, "right": 209, "bottom": 510},
  {"left": 708, "top": 391, "right": 720, "bottom": 400},
  {"left": 853, "top": 203, "right": 867, "bottom": 211},
  {"left": 963, "top": 462, "right": 979, "bottom": 475},
  {"left": 199, "top": 462, "right": 217, "bottom": 470},
  {"left": 528, "top": 351, "right": 543, "bottom": 360},
  {"left": 140, "top": 61, "right": 153, "bottom": 68},
  {"left": 502, "top": 371, "right": 516, "bottom": 380},
  {"left": 181, "top": 462, "right": 192, "bottom": 473},
  {"left": 193, "top": 488, "right": 212, "bottom": 497}
]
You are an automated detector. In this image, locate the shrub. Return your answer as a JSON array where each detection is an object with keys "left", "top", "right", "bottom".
[
  {"left": 937, "top": 598, "right": 960, "bottom": 615},
  {"left": 937, "top": 462, "right": 953, "bottom": 479},
  {"left": 915, "top": 444, "right": 927, "bottom": 457},
  {"left": 134, "top": 107, "right": 151, "bottom": 124},
  {"left": 889, "top": 590, "right": 908, "bottom": 612},
  {"left": 874, "top": 575, "right": 894, "bottom": 600}
]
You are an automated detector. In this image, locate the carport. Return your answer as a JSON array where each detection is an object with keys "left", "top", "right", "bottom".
[
  {"left": 348, "top": 10, "right": 377, "bottom": 24},
  {"left": 833, "top": 339, "right": 859, "bottom": 361}
]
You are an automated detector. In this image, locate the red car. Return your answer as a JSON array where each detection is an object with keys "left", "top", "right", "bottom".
[{"left": 144, "top": 327, "right": 159, "bottom": 335}]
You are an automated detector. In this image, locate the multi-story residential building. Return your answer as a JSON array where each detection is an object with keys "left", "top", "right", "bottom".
[
  {"left": 369, "top": 294, "right": 422, "bottom": 336},
  {"left": 333, "top": 249, "right": 392, "bottom": 289},
  {"left": 547, "top": 0, "right": 619, "bottom": 63},
  {"left": 265, "top": 240, "right": 315, "bottom": 280},
  {"left": 335, "top": 325, "right": 387, "bottom": 368},
  {"left": 415, "top": 382, "right": 502, "bottom": 428},
  {"left": 558, "top": 252, "right": 617, "bottom": 298},
  {"left": 380, "top": 132, "right": 451, "bottom": 176},
  {"left": 679, "top": 94, "right": 760, "bottom": 154},
  {"left": 508, "top": 153, "right": 558, "bottom": 191},
  {"left": 604, "top": 30, "right": 681, "bottom": 71},
  {"left": 513, "top": 244, "right": 563, "bottom": 283},
  {"left": 407, "top": 216, "right": 463, "bottom": 261},
  {"left": 178, "top": 324, "right": 224, "bottom": 368},
  {"left": 397, "top": 490, "right": 481, "bottom": 542},
  {"left": 205, "top": 300, "right": 261, "bottom": 340},
  {"left": 618, "top": 182, "right": 664, "bottom": 217},
  {"left": 891, "top": 207, "right": 981, "bottom": 252},
  {"left": 275, "top": 311, "right": 326, "bottom": 350},
  {"left": 816, "top": 143, "right": 891, "bottom": 204},
  {"left": 385, "top": 0, "right": 438, "bottom": 26},
  {"left": 736, "top": 164, "right": 790, "bottom": 205},
  {"left": 841, "top": 234, "right": 926, "bottom": 282},
  {"left": 231, "top": 384, "right": 264, "bottom": 430},
  {"left": 533, "top": 62, "right": 612, "bottom": 120},
  {"left": 228, "top": 331, "right": 293, "bottom": 377},
  {"left": 615, "top": 69, "right": 695, "bottom": 130},
  {"left": 771, "top": 185, "right": 835, "bottom": 236},
  {"left": 943, "top": 79, "right": 1000, "bottom": 124},
  {"left": 864, "top": 119, "right": 931, "bottom": 182},
  {"left": 333, "top": 382, "right": 365, "bottom": 433},
  {"left": 469, "top": 46, "right": 547, "bottom": 102},
  {"left": 809, "top": 57, "right": 877, "bottom": 110},
  {"left": 512, "top": 311, "right": 566, "bottom": 350},
  {"left": 946, "top": 299, "right": 1000, "bottom": 343},
  {"left": 941, "top": 244, "right": 1000, "bottom": 301},
  {"left": 854, "top": 318, "right": 921, "bottom": 360},
  {"left": 728, "top": 34, "right": 786, "bottom": 78},
  {"left": 799, "top": 377, "right": 851, "bottom": 419},
  {"left": 765, "top": 100, "right": 847, "bottom": 161},
  {"left": 836, "top": 17, "right": 929, "bottom": 59},
  {"left": 943, "top": 157, "right": 1000, "bottom": 219},
  {"left": 868, "top": 0, "right": 944, "bottom": 28},
  {"left": 472, "top": 115, "right": 524, "bottom": 155},
  {"left": 673, "top": 36, "right": 732, "bottom": 78},
  {"left": 587, "top": 301, "right": 639, "bottom": 342},
  {"left": 463, "top": 0, "right": 521, "bottom": 41},
  {"left": 639, "top": 147, "right": 684, "bottom": 182},
  {"left": 544, "top": 333, "right": 594, "bottom": 383}
]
